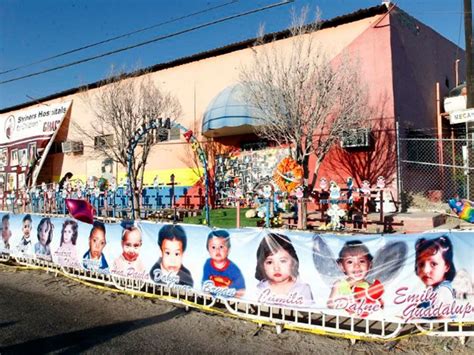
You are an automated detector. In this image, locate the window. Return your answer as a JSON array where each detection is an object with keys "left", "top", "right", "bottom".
[
  {"left": 241, "top": 140, "right": 269, "bottom": 151},
  {"left": 341, "top": 128, "right": 371, "bottom": 149},
  {"left": 49, "top": 142, "right": 63, "bottom": 154},
  {"left": 155, "top": 126, "right": 181, "bottom": 143},
  {"left": 137, "top": 133, "right": 154, "bottom": 146},
  {"left": 94, "top": 134, "right": 114, "bottom": 149},
  {"left": 155, "top": 128, "right": 169, "bottom": 142},
  {"left": 169, "top": 126, "right": 181, "bottom": 141}
]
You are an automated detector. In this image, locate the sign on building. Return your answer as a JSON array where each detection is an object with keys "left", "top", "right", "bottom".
[
  {"left": 449, "top": 108, "right": 474, "bottom": 125},
  {"left": 0, "top": 101, "right": 72, "bottom": 189}
]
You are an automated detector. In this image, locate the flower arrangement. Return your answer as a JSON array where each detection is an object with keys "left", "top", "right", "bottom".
[{"left": 273, "top": 156, "right": 303, "bottom": 193}]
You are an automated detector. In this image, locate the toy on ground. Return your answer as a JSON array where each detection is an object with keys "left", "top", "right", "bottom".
[{"left": 448, "top": 198, "right": 474, "bottom": 223}]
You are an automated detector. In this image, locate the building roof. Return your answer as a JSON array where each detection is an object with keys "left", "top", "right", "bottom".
[{"left": 0, "top": 3, "right": 389, "bottom": 114}]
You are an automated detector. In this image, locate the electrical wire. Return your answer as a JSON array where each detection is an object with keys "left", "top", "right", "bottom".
[
  {"left": 0, "top": 0, "right": 239, "bottom": 76},
  {"left": 0, "top": 0, "right": 293, "bottom": 85}
]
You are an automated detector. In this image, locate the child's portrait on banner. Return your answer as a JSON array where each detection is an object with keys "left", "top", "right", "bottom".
[
  {"left": 55, "top": 219, "right": 80, "bottom": 268},
  {"left": 327, "top": 240, "right": 381, "bottom": 315},
  {"left": 149, "top": 224, "right": 194, "bottom": 287},
  {"left": 201, "top": 229, "right": 245, "bottom": 298},
  {"left": 112, "top": 226, "right": 147, "bottom": 279},
  {"left": 83, "top": 222, "right": 109, "bottom": 272},
  {"left": 255, "top": 233, "right": 313, "bottom": 307},
  {"left": 16, "top": 214, "right": 33, "bottom": 255},
  {"left": 413, "top": 236, "right": 456, "bottom": 320},
  {"left": 35, "top": 217, "right": 54, "bottom": 262},
  {"left": 1, "top": 214, "right": 12, "bottom": 251}
]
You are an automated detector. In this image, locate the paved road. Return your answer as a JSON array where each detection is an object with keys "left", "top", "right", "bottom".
[{"left": 0, "top": 263, "right": 470, "bottom": 354}]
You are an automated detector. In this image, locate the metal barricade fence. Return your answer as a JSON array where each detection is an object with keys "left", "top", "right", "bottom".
[
  {"left": 398, "top": 137, "right": 474, "bottom": 201},
  {"left": 2, "top": 252, "right": 472, "bottom": 342},
  {"left": 0, "top": 183, "right": 204, "bottom": 218}
]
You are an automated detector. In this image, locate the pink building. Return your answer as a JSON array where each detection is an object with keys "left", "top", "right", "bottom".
[{"left": 0, "top": 3, "right": 464, "bottom": 206}]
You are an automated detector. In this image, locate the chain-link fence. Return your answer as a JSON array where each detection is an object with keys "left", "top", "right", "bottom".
[{"left": 398, "top": 136, "right": 474, "bottom": 201}]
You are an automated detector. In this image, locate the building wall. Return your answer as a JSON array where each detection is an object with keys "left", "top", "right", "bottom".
[
  {"left": 31, "top": 14, "right": 382, "bottom": 187},
  {"left": 389, "top": 8, "right": 465, "bottom": 199},
  {"left": 390, "top": 8, "right": 465, "bottom": 133},
  {"left": 309, "top": 10, "right": 397, "bottom": 190}
]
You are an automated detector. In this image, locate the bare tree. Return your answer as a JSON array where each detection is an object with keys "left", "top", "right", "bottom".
[
  {"left": 178, "top": 138, "right": 233, "bottom": 208},
  {"left": 78, "top": 69, "right": 182, "bottom": 218},
  {"left": 239, "top": 8, "right": 370, "bottom": 195}
]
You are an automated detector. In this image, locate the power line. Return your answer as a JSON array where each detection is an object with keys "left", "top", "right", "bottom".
[
  {"left": 0, "top": 0, "right": 238, "bottom": 76},
  {"left": 0, "top": 0, "right": 293, "bottom": 85}
]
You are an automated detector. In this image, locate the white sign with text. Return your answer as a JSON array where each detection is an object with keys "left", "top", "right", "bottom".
[{"left": 0, "top": 101, "right": 71, "bottom": 145}]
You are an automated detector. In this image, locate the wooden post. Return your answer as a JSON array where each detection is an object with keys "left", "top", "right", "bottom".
[
  {"left": 153, "top": 186, "right": 158, "bottom": 210},
  {"left": 22, "top": 191, "right": 26, "bottom": 213},
  {"left": 319, "top": 190, "right": 326, "bottom": 225},
  {"left": 451, "top": 128, "right": 456, "bottom": 178},
  {"left": 363, "top": 196, "right": 368, "bottom": 229},
  {"left": 379, "top": 189, "right": 384, "bottom": 223},
  {"left": 104, "top": 190, "right": 108, "bottom": 218},
  {"left": 436, "top": 82, "right": 446, "bottom": 192},
  {"left": 265, "top": 199, "right": 270, "bottom": 228},
  {"left": 170, "top": 174, "right": 175, "bottom": 208},
  {"left": 43, "top": 191, "right": 48, "bottom": 214},
  {"left": 297, "top": 198, "right": 303, "bottom": 229},
  {"left": 236, "top": 199, "right": 241, "bottom": 228}
]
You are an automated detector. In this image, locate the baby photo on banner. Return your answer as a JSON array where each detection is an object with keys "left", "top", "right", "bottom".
[{"left": 2, "top": 211, "right": 473, "bottom": 323}]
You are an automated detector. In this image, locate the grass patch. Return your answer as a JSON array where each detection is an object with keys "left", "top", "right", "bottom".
[{"left": 183, "top": 208, "right": 260, "bottom": 228}]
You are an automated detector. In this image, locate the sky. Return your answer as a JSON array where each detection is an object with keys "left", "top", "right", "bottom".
[{"left": 0, "top": 0, "right": 467, "bottom": 110}]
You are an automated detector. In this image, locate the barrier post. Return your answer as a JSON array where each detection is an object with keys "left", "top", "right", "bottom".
[
  {"left": 265, "top": 198, "right": 270, "bottom": 228},
  {"left": 363, "top": 196, "right": 368, "bottom": 229},
  {"left": 297, "top": 199, "right": 303, "bottom": 229},
  {"left": 169, "top": 174, "right": 175, "bottom": 209},
  {"left": 112, "top": 190, "right": 117, "bottom": 218},
  {"left": 235, "top": 188, "right": 243, "bottom": 229},
  {"left": 22, "top": 190, "right": 26, "bottom": 213},
  {"left": 236, "top": 199, "right": 241, "bottom": 228},
  {"left": 379, "top": 189, "right": 384, "bottom": 223}
]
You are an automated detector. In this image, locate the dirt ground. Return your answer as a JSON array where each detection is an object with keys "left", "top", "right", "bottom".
[{"left": 0, "top": 262, "right": 472, "bottom": 354}]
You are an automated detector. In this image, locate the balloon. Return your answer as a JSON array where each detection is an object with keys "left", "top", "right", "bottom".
[{"left": 65, "top": 198, "right": 95, "bottom": 224}]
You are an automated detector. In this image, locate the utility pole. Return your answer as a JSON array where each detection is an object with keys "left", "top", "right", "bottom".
[
  {"left": 465, "top": 0, "right": 474, "bottom": 199},
  {"left": 465, "top": 0, "right": 473, "bottom": 108}
]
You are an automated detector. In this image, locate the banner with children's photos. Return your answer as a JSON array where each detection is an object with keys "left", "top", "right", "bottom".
[{"left": 1, "top": 212, "right": 473, "bottom": 323}]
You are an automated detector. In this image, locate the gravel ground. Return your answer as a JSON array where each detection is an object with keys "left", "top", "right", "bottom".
[{"left": 0, "top": 262, "right": 472, "bottom": 354}]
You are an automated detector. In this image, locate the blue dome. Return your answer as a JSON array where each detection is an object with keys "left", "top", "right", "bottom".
[{"left": 202, "top": 84, "right": 262, "bottom": 137}]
